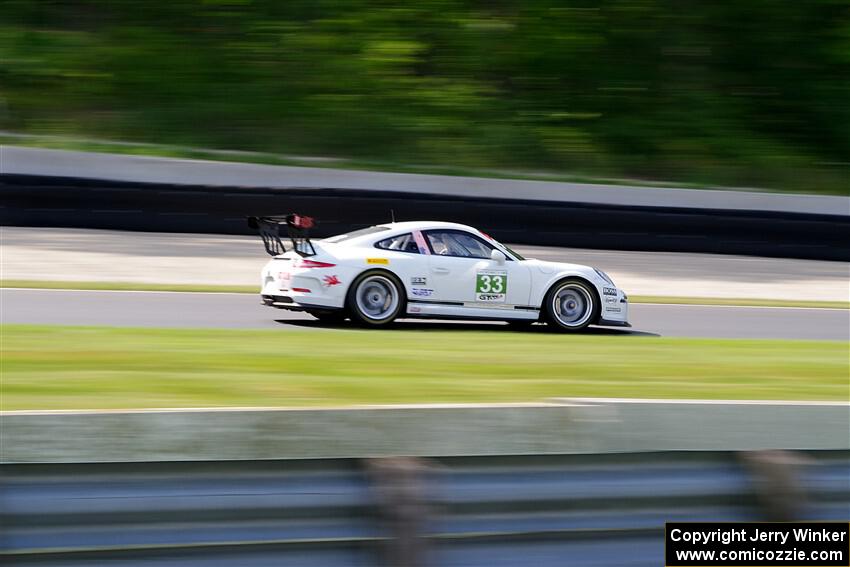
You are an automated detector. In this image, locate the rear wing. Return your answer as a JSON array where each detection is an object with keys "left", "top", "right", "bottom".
[{"left": 247, "top": 214, "right": 317, "bottom": 257}]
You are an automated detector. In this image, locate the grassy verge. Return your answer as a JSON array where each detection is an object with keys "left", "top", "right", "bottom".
[
  {"left": 2, "top": 280, "right": 847, "bottom": 309},
  {"left": 1, "top": 324, "right": 846, "bottom": 411}
]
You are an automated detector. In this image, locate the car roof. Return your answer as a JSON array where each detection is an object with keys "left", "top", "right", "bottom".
[
  {"left": 375, "top": 221, "right": 480, "bottom": 233},
  {"left": 320, "top": 221, "right": 488, "bottom": 248}
]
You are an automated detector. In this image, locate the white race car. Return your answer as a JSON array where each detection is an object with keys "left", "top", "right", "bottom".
[{"left": 251, "top": 215, "right": 629, "bottom": 331}]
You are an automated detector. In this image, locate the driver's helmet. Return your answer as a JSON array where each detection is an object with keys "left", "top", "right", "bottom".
[{"left": 431, "top": 234, "right": 449, "bottom": 255}]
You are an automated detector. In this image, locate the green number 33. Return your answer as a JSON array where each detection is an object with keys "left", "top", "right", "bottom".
[{"left": 477, "top": 274, "right": 506, "bottom": 293}]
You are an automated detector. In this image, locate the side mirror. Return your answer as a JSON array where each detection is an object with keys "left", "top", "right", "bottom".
[{"left": 490, "top": 249, "right": 506, "bottom": 265}]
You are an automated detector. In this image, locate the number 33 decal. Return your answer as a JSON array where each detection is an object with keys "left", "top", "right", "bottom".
[
  {"left": 478, "top": 274, "right": 504, "bottom": 293},
  {"left": 475, "top": 271, "right": 508, "bottom": 302}
]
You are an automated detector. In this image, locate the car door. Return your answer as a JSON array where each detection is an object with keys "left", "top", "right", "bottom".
[
  {"left": 370, "top": 231, "right": 429, "bottom": 298},
  {"left": 423, "top": 229, "right": 531, "bottom": 307}
]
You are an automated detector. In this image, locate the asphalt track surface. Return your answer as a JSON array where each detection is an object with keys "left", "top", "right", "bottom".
[
  {"left": 4, "top": 226, "right": 849, "bottom": 301},
  {"left": 3, "top": 289, "right": 848, "bottom": 340}
]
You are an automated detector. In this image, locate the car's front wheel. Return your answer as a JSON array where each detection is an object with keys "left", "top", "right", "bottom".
[
  {"left": 543, "top": 278, "right": 598, "bottom": 332},
  {"left": 346, "top": 270, "right": 405, "bottom": 327}
]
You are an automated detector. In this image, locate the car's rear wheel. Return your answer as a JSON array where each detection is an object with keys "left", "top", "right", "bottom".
[
  {"left": 544, "top": 278, "right": 598, "bottom": 332},
  {"left": 347, "top": 271, "right": 404, "bottom": 326}
]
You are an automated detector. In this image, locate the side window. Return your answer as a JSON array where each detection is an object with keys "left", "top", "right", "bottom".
[
  {"left": 375, "top": 233, "right": 420, "bottom": 254},
  {"left": 425, "top": 230, "right": 495, "bottom": 259}
]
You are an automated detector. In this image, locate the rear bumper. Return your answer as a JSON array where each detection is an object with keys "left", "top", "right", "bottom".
[
  {"left": 261, "top": 271, "right": 347, "bottom": 309},
  {"left": 262, "top": 294, "right": 295, "bottom": 309},
  {"left": 261, "top": 295, "right": 343, "bottom": 312}
]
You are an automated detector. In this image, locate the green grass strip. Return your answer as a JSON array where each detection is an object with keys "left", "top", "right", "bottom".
[
  {"left": 1, "top": 324, "right": 846, "bottom": 411},
  {"left": 2, "top": 280, "right": 847, "bottom": 309}
]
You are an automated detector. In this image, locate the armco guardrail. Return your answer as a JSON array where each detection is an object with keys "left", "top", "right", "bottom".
[
  {"left": 2, "top": 401, "right": 848, "bottom": 565},
  {"left": 2, "top": 451, "right": 848, "bottom": 567},
  {"left": 2, "top": 147, "right": 848, "bottom": 260}
]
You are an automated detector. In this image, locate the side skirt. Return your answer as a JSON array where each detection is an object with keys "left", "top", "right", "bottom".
[{"left": 406, "top": 301, "right": 539, "bottom": 321}]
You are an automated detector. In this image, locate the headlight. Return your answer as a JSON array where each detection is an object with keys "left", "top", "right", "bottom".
[{"left": 594, "top": 268, "right": 614, "bottom": 286}]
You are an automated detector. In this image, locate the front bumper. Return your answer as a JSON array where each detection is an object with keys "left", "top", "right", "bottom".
[
  {"left": 597, "top": 317, "right": 632, "bottom": 327},
  {"left": 598, "top": 287, "right": 630, "bottom": 327}
]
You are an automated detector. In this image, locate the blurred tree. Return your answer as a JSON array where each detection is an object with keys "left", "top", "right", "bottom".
[{"left": 0, "top": 0, "right": 847, "bottom": 193}]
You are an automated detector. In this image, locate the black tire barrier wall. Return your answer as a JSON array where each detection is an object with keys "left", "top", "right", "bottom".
[{"left": 2, "top": 174, "right": 848, "bottom": 261}]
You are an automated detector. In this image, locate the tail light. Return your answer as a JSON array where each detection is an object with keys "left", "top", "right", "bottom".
[{"left": 295, "top": 258, "right": 336, "bottom": 268}]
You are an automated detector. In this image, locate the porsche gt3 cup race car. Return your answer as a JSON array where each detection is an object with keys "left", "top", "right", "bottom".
[{"left": 250, "top": 215, "right": 629, "bottom": 331}]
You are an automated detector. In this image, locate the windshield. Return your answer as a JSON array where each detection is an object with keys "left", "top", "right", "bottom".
[{"left": 502, "top": 243, "right": 526, "bottom": 261}]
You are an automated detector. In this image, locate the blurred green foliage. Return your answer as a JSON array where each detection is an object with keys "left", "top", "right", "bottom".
[{"left": 1, "top": 0, "right": 848, "bottom": 193}]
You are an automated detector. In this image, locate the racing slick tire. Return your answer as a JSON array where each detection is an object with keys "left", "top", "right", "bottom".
[
  {"left": 543, "top": 278, "right": 599, "bottom": 332},
  {"left": 346, "top": 270, "right": 405, "bottom": 327}
]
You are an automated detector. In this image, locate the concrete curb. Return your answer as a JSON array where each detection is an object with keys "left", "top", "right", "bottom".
[{"left": 2, "top": 399, "right": 847, "bottom": 463}]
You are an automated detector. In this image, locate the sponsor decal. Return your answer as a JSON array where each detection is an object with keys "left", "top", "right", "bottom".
[
  {"left": 411, "top": 276, "right": 427, "bottom": 286},
  {"left": 603, "top": 287, "right": 617, "bottom": 296},
  {"left": 411, "top": 287, "right": 434, "bottom": 297},
  {"left": 322, "top": 275, "right": 342, "bottom": 287},
  {"left": 475, "top": 270, "right": 508, "bottom": 303},
  {"left": 605, "top": 306, "right": 622, "bottom": 313},
  {"left": 278, "top": 271, "right": 291, "bottom": 280},
  {"left": 367, "top": 258, "right": 389, "bottom": 265},
  {"left": 606, "top": 296, "right": 617, "bottom": 304},
  {"left": 409, "top": 305, "right": 422, "bottom": 313}
]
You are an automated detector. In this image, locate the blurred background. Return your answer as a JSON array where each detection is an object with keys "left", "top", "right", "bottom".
[{"left": 2, "top": 0, "right": 848, "bottom": 194}]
